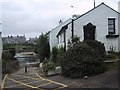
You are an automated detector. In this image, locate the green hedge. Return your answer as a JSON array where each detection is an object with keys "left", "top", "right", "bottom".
[{"left": 61, "top": 40, "right": 106, "bottom": 78}]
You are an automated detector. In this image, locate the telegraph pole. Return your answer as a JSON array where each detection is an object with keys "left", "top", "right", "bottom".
[{"left": 71, "top": 5, "right": 74, "bottom": 41}]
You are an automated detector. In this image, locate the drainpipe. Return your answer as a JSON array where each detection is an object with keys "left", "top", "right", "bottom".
[
  {"left": 71, "top": 19, "right": 74, "bottom": 41},
  {"left": 64, "top": 30, "right": 66, "bottom": 52}
]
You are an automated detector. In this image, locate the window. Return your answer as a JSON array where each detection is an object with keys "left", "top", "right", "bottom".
[
  {"left": 57, "top": 37, "right": 59, "bottom": 44},
  {"left": 108, "top": 18, "right": 115, "bottom": 34},
  {"left": 60, "top": 34, "right": 62, "bottom": 43}
]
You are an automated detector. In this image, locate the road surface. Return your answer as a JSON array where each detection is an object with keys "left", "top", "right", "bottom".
[{"left": 1, "top": 67, "right": 67, "bottom": 90}]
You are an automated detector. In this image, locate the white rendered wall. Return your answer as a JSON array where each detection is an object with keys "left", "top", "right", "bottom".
[
  {"left": 73, "top": 4, "right": 119, "bottom": 52},
  {"left": 65, "top": 23, "right": 72, "bottom": 50},
  {"left": 49, "top": 18, "right": 71, "bottom": 51},
  {"left": 118, "top": 13, "right": 120, "bottom": 52},
  {"left": 118, "top": 1, "right": 120, "bottom": 52},
  {"left": 57, "top": 22, "right": 72, "bottom": 50}
]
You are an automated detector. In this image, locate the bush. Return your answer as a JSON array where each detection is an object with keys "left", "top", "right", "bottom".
[
  {"left": 105, "top": 54, "right": 117, "bottom": 60},
  {"left": 118, "top": 52, "right": 120, "bottom": 59},
  {"left": 51, "top": 47, "right": 58, "bottom": 63},
  {"left": 2, "top": 50, "right": 12, "bottom": 60},
  {"left": 42, "top": 61, "right": 56, "bottom": 73},
  {"left": 57, "top": 47, "right": 64, "bottom": 65},
  {"left": 61, "top": 40, "right": 106, "bottom": 78},
  {"left": 2, "top": 51, "right": 19, "bottom": 74},
  {"left": 83, "top": 40, "right": 106, "bottom": 58}
]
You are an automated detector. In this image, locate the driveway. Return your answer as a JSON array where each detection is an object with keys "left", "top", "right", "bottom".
[
  {"left": 1, "top": 67, "right": 119, "bottom": 89},
  {"left": 41, "top": 69, "right": 119, "bottom": 88},
  {"left": 1, "top": 67, "right": 67, "bottom": 90}
]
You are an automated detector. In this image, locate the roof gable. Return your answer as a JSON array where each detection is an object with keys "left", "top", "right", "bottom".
[
  {"left": 74, "top": 2, "right": 120, "bottom": 21},
  {"left": 56, "top": 2, "right": 119, "bottom": 37}
]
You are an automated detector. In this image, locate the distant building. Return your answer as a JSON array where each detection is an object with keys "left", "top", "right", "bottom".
[
  {"left": 27, "top": 37, "right": 38, "bottom": 45},
  {"left": 2, "top": 35, "right": 26, "bottom": 44}
]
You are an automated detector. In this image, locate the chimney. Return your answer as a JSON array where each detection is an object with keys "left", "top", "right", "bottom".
[
  {"left": 59, "top": 20, "right": 63, "bottom": 24},
  {"left": 118, "top": 1, "right": 120, "bottom": 13}
]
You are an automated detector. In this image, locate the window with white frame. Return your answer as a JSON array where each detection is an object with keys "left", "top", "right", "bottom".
[{"left": 108, "top": 18, "right": 115, "bottom": 34}]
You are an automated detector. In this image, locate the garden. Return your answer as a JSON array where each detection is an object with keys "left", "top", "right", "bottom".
[{"left": 37, "top": 34, "right": 119, "bottom": 78}]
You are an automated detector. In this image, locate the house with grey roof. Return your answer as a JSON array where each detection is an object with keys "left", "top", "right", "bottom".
[
  {"left": 49, "top": 2, "right": 120, "bottom": 52},
  {"left": 2, "top": 35, "right": 26, "bottom": 44}
]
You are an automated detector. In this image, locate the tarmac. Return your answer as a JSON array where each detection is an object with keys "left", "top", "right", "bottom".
[{"left": 1, "top": 67, "right": 68, "bottom": 90}]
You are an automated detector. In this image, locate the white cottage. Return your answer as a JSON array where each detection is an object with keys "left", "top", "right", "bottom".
[
  {"left": 49, "top": 3, "right": 120, "bottom": 52},
  {"left": 49, "top": 18, "right": 72, "bottom": 51}
]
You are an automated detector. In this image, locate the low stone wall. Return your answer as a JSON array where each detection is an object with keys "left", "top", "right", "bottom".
[{"left": 46, "top": 66, "right": 62, "bottom": 76}]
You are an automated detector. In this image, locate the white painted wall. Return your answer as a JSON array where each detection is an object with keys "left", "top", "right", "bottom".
[
  {"left": 57, "top": 31, "right": 65, "bottom": 48},
  {"left": 57, "top": 22, "right": 72, "bottom": 50},
  {"left": 50, "top": 3, "right": 120, "bottom": 52},
  {"left": 73, "top": 4, "right": 119, "bottom": 52},
  {"left": 65, "top": 23, "right": 72, "bottom": 50},
  {"left": 49, "top": 18, "right": 71, "bottom": 51},
  {"left": 118, "top": 13, "right": 120, "bottom": 52},
  {"left": 118, "top": 2, "right": 120, "bottom": 52}
]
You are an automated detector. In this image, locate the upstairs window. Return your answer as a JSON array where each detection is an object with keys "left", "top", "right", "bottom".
[{"left": 108, "top": 18, "right": 115, "bottom": 34}]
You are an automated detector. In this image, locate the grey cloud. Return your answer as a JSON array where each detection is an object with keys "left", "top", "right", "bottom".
[{"left": 2, "top": 0, "right": 118, "bottom": 38}]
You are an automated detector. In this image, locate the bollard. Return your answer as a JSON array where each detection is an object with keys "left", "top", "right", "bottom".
[{"left": 25, "top": 66, "right": 27, "bottom": 73}]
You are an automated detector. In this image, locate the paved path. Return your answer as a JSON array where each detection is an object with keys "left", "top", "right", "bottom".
[{"left": 1, "top": 67, "right": 67, "bottom": 90}]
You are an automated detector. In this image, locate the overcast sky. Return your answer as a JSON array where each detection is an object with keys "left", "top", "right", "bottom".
[{"left": 0, "top": 0, "right": 119, "bottom": 39}]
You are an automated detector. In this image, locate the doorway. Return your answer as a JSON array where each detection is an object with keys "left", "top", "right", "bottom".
[{"left": 83, "top": 23, "right": 96, "bottom": 40}]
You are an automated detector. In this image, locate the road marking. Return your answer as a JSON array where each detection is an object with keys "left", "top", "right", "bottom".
[
  {"left": 1, "top": 74, "right": 8, "bottom": 90},
  {"left": 6, "top": 77, "right": 39, "bottom": 89},
  {"left": 4, "top": 78, "right": 31, "bottom": 85},
  {"left": 11, "top": 74, "right": 41, "bottom": 80},
  {"left": 36, "top": 73, "right": 45, "bottom": 80},
  {"left": 36, "top": 73, "right": 67, "bottom": 88},
  {"left": 36, "top": 82, "right": 51, "bottom": 88},
  {"left": 5, "top": 79, "right": 42, "bottom": 88},
  {"left": 4, "top": 73, "right": 67, "bottom": 90}
]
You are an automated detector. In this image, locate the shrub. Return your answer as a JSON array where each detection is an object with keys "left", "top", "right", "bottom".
[
  {"left": 68, "top": 35, "right": 80, "bottom": 49},
  {"left": 105, "top": 54, "right": 117, "bottom": 60},
  {"left": 61, "top": 40, "right": 106, "bottom": 78},
  {"left": 118, "top": 52, "right": 120, "bottom": 59},
  {"left": 2, "top": 50, "right": 12, "bottom": 60},
  {"left": 2, "top": 51, "right": 20, "bottom": 74},
  {"left": 42, "top": 61, "right": 56, "bottom": 73},
  {"left": 83, "top": 40, "right": 106, "bottom": 58},
  {"left": 51, "top": 47, "right": 58, "bottom": 63},
  {"left": 57, "top": 47, "right": 64, "bottom": 65}
]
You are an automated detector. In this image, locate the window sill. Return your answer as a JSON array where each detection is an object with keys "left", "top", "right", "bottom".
[{"left": 106, "top": 34, "right": 119, "bottom": 38}]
